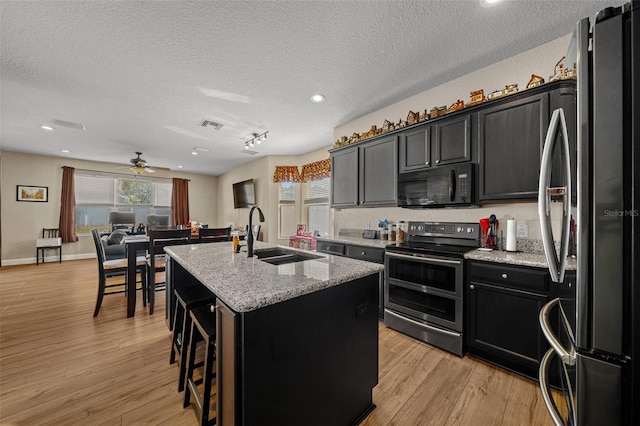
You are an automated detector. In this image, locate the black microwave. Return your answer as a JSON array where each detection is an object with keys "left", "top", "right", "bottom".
[{"left": 397, "top": 163, "right": 475, "bottom": 208}]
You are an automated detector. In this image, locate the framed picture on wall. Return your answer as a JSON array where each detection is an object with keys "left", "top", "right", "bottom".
[{"left": 17, "top": 185, "right": 48, "bottom": 202}]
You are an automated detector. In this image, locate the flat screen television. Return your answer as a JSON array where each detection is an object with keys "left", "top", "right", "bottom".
[{"left": 232, "top": 179, "right": 256, "bottom": 209}]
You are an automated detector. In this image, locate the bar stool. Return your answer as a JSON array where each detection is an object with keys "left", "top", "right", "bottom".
[
  {"left": 169, "top": 285, "right": 216, "bottom": 392},
  {"left": 183, "top": 303, "right": 217, "bottom": 426}
]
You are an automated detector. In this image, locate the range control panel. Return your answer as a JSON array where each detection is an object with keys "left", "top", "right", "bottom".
[{"left": 408, "top": 221, "right": 480, "bottom": 240}]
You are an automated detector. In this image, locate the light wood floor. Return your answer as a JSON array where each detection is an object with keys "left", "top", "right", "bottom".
[{"left": 0, "top": 259, "right": 553, "bottom": 425}]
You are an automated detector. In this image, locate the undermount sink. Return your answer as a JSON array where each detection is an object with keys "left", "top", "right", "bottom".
[{"left": 254, "top": 248, "right": 323, "bottom": 265}]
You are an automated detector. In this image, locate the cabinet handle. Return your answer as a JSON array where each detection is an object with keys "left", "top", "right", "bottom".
[
  {"left": 361, "top": 251, "right": 366, "bottom": 255},
  {"left": 469, "top": 284, "right": 475, "bottom": 290},
  {"left": 436, "top": 159, "right": 441, "bottom": 164},
  {"left": 426, "top": 161, "right": 430, "bottom": 166},
  {"left": 501, "top": 273, "right": 508, "bottom": 279}
]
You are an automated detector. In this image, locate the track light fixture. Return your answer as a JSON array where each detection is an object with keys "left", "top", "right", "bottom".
[{"left": 244, "top": 131, "right": 268, "bottom": 150}]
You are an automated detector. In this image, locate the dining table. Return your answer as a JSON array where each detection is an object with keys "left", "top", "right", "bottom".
[{"left": 124, "top": 235, "right": 149, "bottom": 317}]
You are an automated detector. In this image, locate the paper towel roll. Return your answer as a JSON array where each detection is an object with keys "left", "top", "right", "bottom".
[{"left": 506, "top": 219, "right": 517, "bottom": 252}]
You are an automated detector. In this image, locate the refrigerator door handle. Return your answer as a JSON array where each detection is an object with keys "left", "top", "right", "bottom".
[
  {"left": 539, "top": 298, "right": 576, "bottom": 366},
  {"left": 538, "top": 108, "right": 572, "bottom": 283},
  {"left": 539, "top": 348, "right": 576, "bottom": 426}
]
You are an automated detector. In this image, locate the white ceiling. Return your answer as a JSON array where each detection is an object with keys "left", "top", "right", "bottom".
[{"left": 0, "top": 0, "right": 623, "bottom": 176}]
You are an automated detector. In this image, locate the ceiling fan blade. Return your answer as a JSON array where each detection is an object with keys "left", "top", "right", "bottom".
[{"left": 144, "top": 168, "right": 156, "bottom": 173}]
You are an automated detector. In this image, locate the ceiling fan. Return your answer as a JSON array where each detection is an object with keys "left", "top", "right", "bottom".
[{"left": 127, "top": 152, "right": 156, "bottom": 174}]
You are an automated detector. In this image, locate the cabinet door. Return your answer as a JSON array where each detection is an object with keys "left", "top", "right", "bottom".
[
  {"left": 398, "top": 125, "right": 431, "bottom": 172},
  {"left": 434, "top": 113, "right": 471, "bottom": 165},
  {"left": 330, "top": 146, "right": 359, "bottom": 207},
  {"left": 478, "top": 93, "right": 549, "bottom": 201},
  {"left": 466, "top": 281, "right": 548, "bottom": 379},
  {"left": 359, "top": 136, "right": 397, "bottom": 206}
]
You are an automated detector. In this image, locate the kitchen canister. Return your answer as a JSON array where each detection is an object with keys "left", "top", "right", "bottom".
[
  {"left": 506, "top": 219, "right": 517, "bottom": 252},
  {"left": 396, "top": 221, "right": 407, "bottom": 245}
]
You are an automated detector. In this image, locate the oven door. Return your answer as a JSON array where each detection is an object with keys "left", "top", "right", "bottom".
[{"left": 384, "top": 251, "right": 463, "bottom": 331}]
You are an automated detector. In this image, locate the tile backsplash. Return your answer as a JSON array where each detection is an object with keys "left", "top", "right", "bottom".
[{"left": 332, "top": 202, "right": 567, "bottom": 254}]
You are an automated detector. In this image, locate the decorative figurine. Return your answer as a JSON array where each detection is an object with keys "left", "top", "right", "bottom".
[
  {"left": 406, "top": 110, "right": 420, "bottom": 125},
  {"left": 526, "top": 74, "right": 545, "bottom": 89},
  {"left": 549, "top": 56, "right": 566, "bottom": 82},
  {"left": 467, "top": 89, "right": 486, "bottom": 107},
  {"left": 447, "top": 100, "right": 465, "bottom": 113},
  {"left": 382, "top": 119, "right": 395, "bottom": 132}
]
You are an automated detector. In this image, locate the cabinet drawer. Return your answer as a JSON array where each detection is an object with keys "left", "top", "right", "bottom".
[
  {"left": 467, "top": 261, "right": 549, "bottom": 292},
  {"left": 316, "top": 241, "right": 345, "bottom": 256},
  {"left": 345, "top": 245, "right": 385, "bottom": 264}
]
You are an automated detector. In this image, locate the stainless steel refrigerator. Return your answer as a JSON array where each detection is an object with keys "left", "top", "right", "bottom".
[{"left": 537, "top": 1, "right": 639, "bottom": 425}]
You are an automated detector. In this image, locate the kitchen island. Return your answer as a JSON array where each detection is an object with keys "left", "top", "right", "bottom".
[{"left": 164, "top": 241, "right": 383, "bottom": 426}]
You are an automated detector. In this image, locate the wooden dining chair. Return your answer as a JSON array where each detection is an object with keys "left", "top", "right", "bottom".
[
  {"left": 147, "top": 228, "right": 192, "bottom": 315},
  {"left": 198, "top": 226, "right": 231, "bottom": 242},
  {"left": 36, "top": 228, "right": 62, "bottom": 264},
  {"left": 90, "top": 229, "right": 147, "bottom": 317}
]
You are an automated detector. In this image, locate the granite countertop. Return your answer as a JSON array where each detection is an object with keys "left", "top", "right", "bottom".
[
  {"left": 465, "top": 248, "right": 577, "bottom": 270},
  {"left": 316, "top": 235, "right": 391, "bottom": 249},
  {"left": 164, "top": 241, "right": 384, "bottom": 313}
]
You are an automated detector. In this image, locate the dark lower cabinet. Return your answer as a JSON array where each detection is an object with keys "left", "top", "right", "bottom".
[
  {"left": 317, "top": 240, "right": 385, "bottom": 319},
  {"left": 466, "top": 260, "right": 551, "bottom": 380},
  {"left": 235, "top": 275, "right": 379, "bottom": 426}
]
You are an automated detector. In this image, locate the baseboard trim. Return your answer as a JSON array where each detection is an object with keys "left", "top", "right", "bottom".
[{"left": 2, "top": 253, "right": 95, "bottom": 266}]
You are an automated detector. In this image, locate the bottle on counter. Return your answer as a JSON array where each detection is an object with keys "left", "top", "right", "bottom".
[
  {"left": 388, "top": 224, "right": 396, "bottom": 242},
  {"left": 232, "top": 233, "right": 240, "bottom": 253},
  {"left": 396, "top": 221, "right": 407, "bottom": 245}
]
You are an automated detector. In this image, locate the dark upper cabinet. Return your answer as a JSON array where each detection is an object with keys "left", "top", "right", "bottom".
[
  {"left": 434, "top": 113, "right": 472, "bottom": 165},
  {"left": 549, "top": 85, "right": 577, "bottom": 200},
  {"left": 330, "top": 135, "right": 397, "bottom": 208},
  {"left": 477, "top": 82, "right": 576, "bottom": 202},
  {"left": 478, "top": 92, "right": 550, "bottom": 201},
  {"left": 398, "top": 114, "right": 471, "bottom": 173},
  {"left": 330, "top": 146, "right": 359, "bottom": 207},
  {"left": 359, "top": 135, "right": 397, "bottom": 206},
  {"left": 398, "top": 124, "right": 431, "bottom": 172}
]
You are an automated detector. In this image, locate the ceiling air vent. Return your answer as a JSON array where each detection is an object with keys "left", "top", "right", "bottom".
[
  {"left": 241, "top": 149, "right": 259, "bottom": 155},
  {"left": 52, "top": 119, "right": 86, "bottom": 130},
  {"left": 199, "top": 119, "right": 224, "bottom": 130}
]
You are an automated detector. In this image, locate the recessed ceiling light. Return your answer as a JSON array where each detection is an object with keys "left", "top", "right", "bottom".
[
  {"left": 191, "top": 151, "right": 198, "bottom": 155},
  {"left": 177, "top": 165, "right": 184, "bottom": 169},
  {"left": 310, "top": 94, "right": 325, "bottom": 103},
  {"left": 40, "top": 125, "right": 54, "bottom": 131},
  {"left": 481, "top": 0, "right": 503, "bottom": 5},
  {"left": 60, "top": 149, "right": 70, "bottom": 153}
]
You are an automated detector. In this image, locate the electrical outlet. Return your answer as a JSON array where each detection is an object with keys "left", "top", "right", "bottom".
[{"left": 517, "top": 224, "right": 529, "bottom": 238}]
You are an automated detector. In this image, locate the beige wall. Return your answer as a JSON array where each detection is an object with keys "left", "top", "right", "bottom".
[
  {"left": 216, "top": 147, "right": 331, "bottom": 246},
  {"left": 331, "top": 34, "right": 573, "bottom": 241},
  {"left": 0, "top": 151, "right": 217, "bottom": 265}
]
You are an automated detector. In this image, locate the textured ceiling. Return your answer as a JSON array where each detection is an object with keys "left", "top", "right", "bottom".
[{"left": 0, "top": 0, "right": 623, "bottom": 176}]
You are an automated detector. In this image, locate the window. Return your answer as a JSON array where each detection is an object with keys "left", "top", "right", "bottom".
[
  {"left": 278, "top": 182, "right": 297, "bottom": 239},
  {"left": 75, "top": 172, "right": 172, "bottom": 234},
  {"left": 303, "top": 177, "right": 329, "bottom": 237}
]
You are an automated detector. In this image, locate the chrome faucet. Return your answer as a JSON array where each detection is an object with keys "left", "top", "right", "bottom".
[{"left": 247, "top": 205, "right": 265, "bottom": 257}]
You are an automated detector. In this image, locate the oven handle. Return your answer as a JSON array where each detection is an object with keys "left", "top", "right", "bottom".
[
  {"left": 385, "top": 309, "right": 460, "bottom": 337},
  {"left": 386, "top": 251, "right": 462, "bottom": 265}
]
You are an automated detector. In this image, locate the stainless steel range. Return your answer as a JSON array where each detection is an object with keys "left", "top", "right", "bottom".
[{"left": 384, "top": 221, "right": 480, "bottom": 356}]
